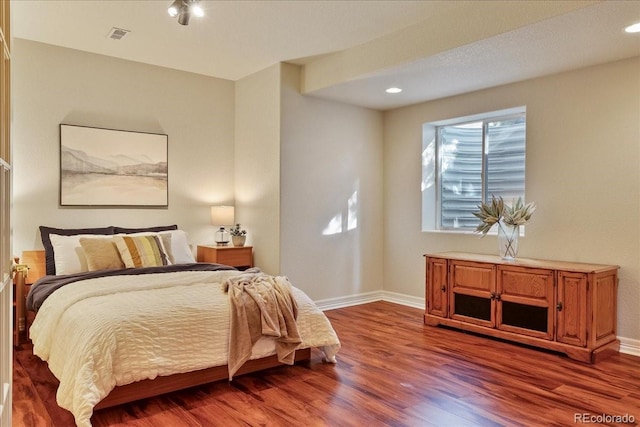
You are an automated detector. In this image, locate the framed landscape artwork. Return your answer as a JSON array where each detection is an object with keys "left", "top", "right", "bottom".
[{"left": 59, "top": 124, "right": 168, "bottom": 207}]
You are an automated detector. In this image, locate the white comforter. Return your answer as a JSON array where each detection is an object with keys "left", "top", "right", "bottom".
[{"left": 29, "top": 269, "right": 341, "bottom": 427}]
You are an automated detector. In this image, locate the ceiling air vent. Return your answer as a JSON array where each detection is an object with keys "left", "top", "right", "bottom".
[{"left": 106, "top": 27, "right": 130, "bottom": 41}]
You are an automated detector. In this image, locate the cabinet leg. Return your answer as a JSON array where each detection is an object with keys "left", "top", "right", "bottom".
[
  {"left": 424, "top": 314, "right": 444, "bottom": 326},
  {"left": 564, "top": 339, "right": 620, "bottom": 363},
  {"left": 591, "top": 340, "right": 620, "bottom": 363}
]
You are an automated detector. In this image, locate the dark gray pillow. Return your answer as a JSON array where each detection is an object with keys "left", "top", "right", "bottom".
[
  {"left": 113, "top": 225, "right": 178, "bottom": 234},
  {"left": 39, "top": 226, "right": 115, "bottom": 275}
]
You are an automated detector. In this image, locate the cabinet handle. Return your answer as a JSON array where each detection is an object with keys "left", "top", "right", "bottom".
[
  {"left": 490, "top": 292, "right": 496, "bottom": 300},
  {"left": 557, "top": 302, "right": 563, "bottom": 312},
  {"left": 495, "top": 293, "right": 501, "bottom": 301},
  {"left": 440, "top": 285, "right": 446, "bottom": 292}
]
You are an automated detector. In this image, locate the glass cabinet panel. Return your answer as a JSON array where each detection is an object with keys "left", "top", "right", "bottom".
[
  {"left": 501, "top": 301, "right": 547, "bottom": 333},
  {"left": 454, "top": 294, "right": 491, "bottom": 322}
]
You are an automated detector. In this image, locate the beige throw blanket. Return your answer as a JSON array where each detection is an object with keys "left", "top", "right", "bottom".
[{"left": 223, "top": 270, "right": 302, "bottom": 379}]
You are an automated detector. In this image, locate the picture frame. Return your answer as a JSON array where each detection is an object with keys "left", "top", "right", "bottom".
[{"left": 59, "top": 124, "right": 168, "bottom": 207}]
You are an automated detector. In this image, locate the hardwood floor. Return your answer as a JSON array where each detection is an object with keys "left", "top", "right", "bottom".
[{"left": 13, "top": 301, "right": 640, "bottom": 426}]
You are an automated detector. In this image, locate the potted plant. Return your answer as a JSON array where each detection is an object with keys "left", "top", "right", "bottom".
[
  {"left": 229, "top": 223, "right": 247, "bottom": 247},
  {"left": 473, "top": 195, "right": 536, "bottom": 260}
]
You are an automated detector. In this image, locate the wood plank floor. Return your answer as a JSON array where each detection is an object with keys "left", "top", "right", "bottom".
[{"left": 13, "top": 301, "right": 640, "bottom": 426}]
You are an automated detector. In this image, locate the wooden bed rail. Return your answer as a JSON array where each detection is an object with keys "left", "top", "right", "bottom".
[{"left": 95, "top": 348, "right": 312, "bottom": 410}]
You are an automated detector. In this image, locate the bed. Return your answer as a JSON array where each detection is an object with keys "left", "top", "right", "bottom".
[{"left": 20, "top": 225, "right": 341, "bottom": 427}]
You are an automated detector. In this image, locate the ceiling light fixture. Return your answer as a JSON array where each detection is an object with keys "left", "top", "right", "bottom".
[
  {"left": 625, "top": 22, "right": 640, "bottom": 33},
  {"left": 167, "top": 0, "right": 204, "bottom": 26},
  {"left": 386, "top": 87, "right": 402, "bottom": 94}
]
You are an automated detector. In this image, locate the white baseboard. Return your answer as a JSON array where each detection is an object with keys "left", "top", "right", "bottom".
[
  {"left": 314, "top": 291, "right": 640, "bottom": 358},
  {"left": 379, "top": 291, "right": 424, "bottom": 309},
  {"left": 620, "top": 337, "right": 640, "bottom": 357},
  {"left": 314, "top": 291, "right": 384, "bottom": 311}
]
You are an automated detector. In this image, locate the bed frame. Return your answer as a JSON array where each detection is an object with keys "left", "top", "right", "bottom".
[
  {"left": 96, "top": 349, "right": 311, "bottom": 410},
  {"left": 15, "top": 250, "right": 312, "bottom": 410}
]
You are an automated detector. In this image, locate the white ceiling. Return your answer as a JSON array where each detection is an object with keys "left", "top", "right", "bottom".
[{"left": 12, "top": 0, "right": 640, "bottom": 110}]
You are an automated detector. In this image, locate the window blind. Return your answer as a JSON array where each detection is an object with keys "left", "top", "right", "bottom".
[{"left": 438, "top": 116, "right": 526, "bottom": 229}]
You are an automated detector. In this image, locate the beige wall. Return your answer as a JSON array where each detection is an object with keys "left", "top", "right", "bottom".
[
  {"left": 280, "top": 63, "right": 384, "bottom": 301},
  {"left": 12, "top": 39, "right": 640, "bottom": 343},
  {"left": 383, "top": 57, "right": 640, "bottom": 341},
  {"left": 234, "top": 64, "right": 282, "bottom": 275},
  {"left": 12, "top": 39, "right": 236, "bottom": 254}
]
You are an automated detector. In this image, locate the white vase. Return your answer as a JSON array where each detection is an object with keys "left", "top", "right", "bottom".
[
  {"left": 232, "top": 235, "right": 246, "bottom": 247},
  {"left": 498, "top": 221, "right": 519, "bottom": 260}
]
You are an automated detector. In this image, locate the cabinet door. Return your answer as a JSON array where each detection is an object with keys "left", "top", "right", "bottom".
[
  {"left": 556, "top": 272, "right": 587, "bottom": 347},
  {"left": 450, "top": 260, "right": 495, "bottom": 327},
  {"left": 497, "top": 266, "right": 554, "bottom": 340},
  {"left": 426, "top": 257, "right": 448, "bottom": 318}
]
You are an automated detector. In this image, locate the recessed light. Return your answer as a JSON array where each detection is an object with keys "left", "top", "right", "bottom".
[
  {"left": 625, "top": 22, "right": 640, "bottom": 33},
  {"left": 386, "top": 87, "right": 402, "bottom": 94}
]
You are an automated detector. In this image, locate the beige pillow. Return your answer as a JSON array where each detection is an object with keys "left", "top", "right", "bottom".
[
  {"left": 50, "top": 234, "right": 108, "bottom": 275},
  {"left": 79, "top": 237, "right": 125, "bottom": 271}
]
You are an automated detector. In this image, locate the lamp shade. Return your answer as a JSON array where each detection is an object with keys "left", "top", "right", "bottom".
[{"left": 211, "top": 205, "right": 235, "bottom": 226}]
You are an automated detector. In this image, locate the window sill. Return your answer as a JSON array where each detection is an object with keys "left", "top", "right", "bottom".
[
  {"left": 422, "top": 228, "right": 525, "bottom": 237},
  {"left": 423, "top": 229, "right": 480, "bottom": 236}
]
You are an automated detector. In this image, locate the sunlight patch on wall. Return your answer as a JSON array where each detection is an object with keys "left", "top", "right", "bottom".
[
  {"left": 347, "top": 191, "right": 358, "bottom": 231},
  {"left": 421, "top": 137, "right": 435, "bottom": 192},
  {"left": 323, "top": 190, "right": 359, "bottom": 236},
  {"left": 323, "top": 214, "right": 343, "bottom": 235}
]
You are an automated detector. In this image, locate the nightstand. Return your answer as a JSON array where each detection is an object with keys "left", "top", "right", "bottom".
[
  {"left": 197, "top": 245, "right": 253, "bottom": 270},
  {"left": 13, "top": 251, "right": 46, "bottom": 346},
  {"left": 13, "top": 265, "right": 31, "bottom": 346}
]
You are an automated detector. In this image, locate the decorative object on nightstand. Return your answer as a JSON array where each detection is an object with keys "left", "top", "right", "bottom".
[
  {"left": 473, "top": 195, "right": 536, "bottom": 260},
  {"left": 230, "top": 223, "right": 247, "bottom": 247},
  {"left": 211, "top": 205, "right": 235, "bottom": 246}
]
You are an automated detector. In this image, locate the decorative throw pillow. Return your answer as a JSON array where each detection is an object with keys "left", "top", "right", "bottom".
[
  {"left": 79, "top": 237, "right": 125, "bottom": 271},
  {"left": 118, "top": 230, "right": 195, "bottom": 265},
  {"left": 113, "top": 235, "right": 171, "bottom": 268},
  {"left": 158, "top": 233, "right": 174, "bottom": 263}
]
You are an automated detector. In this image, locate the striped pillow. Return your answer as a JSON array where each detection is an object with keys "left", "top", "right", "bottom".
[{"left": 113, "top": 235, "right": 171, "bottom": 268}]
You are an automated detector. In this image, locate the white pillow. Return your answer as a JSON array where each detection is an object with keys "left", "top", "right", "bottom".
[
  {"left": 162, "top": 229, "right": 196, "bottom": 264},
  {"left": 49, "top": 233, "right": 107, "bottom": 275},
  {"left": 121, "top": 229, "right": 195, "bottom": 265}
]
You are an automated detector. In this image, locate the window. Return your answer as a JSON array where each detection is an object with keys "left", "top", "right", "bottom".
[{"left": 422, "top": 107, "right": 526, "bottom": 232}]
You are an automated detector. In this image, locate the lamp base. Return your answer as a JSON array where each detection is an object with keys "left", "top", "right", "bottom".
[{"left": 214, "top": 227, "right": 230, "bottom": 246}]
